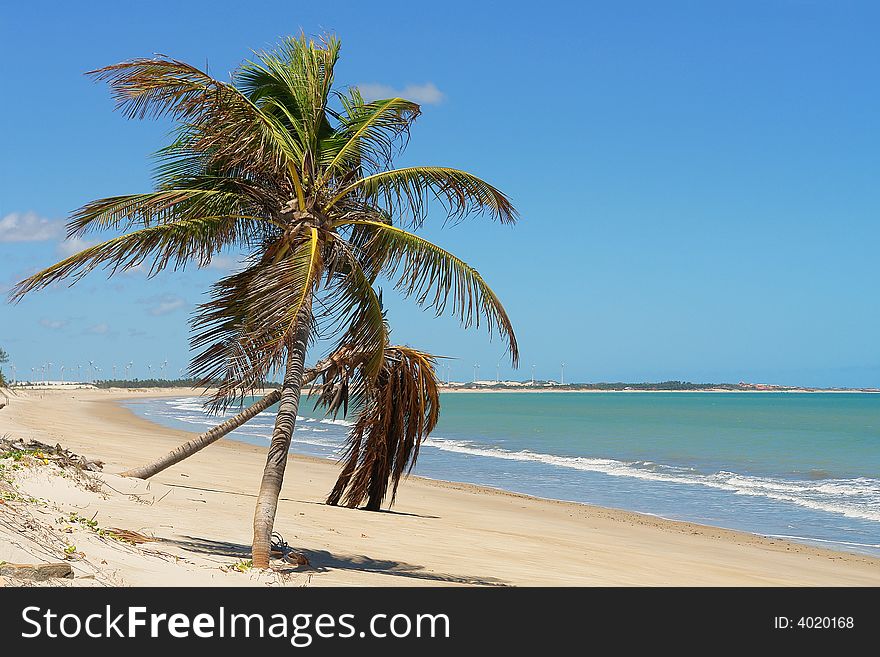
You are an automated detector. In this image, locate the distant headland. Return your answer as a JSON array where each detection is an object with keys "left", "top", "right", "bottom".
[{"left": 437, "top": 380, "right": 880, "bottom": 393}]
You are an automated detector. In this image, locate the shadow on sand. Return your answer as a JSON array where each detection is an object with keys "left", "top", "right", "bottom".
[
  {"left": 160, "top": 483, "right": 440, "bottom": 519},
  {"left": 163, "top": 535, "right": 509, "bottom": 586}
]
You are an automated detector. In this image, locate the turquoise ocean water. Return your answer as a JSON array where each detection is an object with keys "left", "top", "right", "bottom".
[{"left": 126, "top": 392, "right": 880, "bottom": 556}]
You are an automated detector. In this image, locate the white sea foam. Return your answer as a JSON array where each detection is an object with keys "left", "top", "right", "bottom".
[
  {"left": 319, "top": 418, "right": 354, "bottom": 427},
  {"left": 763, "top": 534, "right": 880, "bottom": 550},
  {"left": 422, "top": 437, "right": 880, "bottom": 523},
  {"left": 171, "top": 416, "right": 221, "bottom": 428}
]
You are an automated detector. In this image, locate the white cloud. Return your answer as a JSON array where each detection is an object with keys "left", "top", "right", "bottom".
[
  {"left": 0, "top": 212, "right": 64, "bottom": 243},
  {"left": 86, "top": 323, "right": 109, "bottom": 335},
  {"left": 39, "top": 318, "right": 68, "bottom": 330},
  {"left": 56, "top": 236, "right": 97, "bottom": 258},
  {"left": 142, "top": 294, "right": 186, "bottom": 316},
  {"left": 357, "top": 82, "right": 445, "bottom": 105}
]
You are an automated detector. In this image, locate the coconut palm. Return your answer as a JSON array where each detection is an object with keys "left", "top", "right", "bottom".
[{"left": 11, "top": 34, "right": 518, "bottom": 568}]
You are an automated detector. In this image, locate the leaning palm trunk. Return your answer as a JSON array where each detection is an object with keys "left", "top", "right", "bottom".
[
  {"left": 120, "top": 389, "right": 282, "bottom": 479},
  {"left": 120, "top": 362, "right": 330, "bottom": 480},
  {"left": 252, "top": 319, "right": 311, "bottom": 568}
]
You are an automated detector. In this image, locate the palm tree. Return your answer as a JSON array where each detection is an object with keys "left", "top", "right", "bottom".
[{"left": 11, "top": 34, "right": 518, "bottom": 568}]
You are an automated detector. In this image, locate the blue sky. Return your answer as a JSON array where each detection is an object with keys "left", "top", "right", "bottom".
[{"left": 1, "top": 1, "right": 879, "bottom": 387}]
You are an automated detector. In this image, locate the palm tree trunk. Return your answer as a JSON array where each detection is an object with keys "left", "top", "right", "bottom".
[
  {"left": 364, "top": 441, "right": 391, "bottom": 511},
  {"left": 251, "top": 320, "right": 311, "bottom": 568},
  {"left": 120, "top": 389, "right": 282, "bottom": 479}
]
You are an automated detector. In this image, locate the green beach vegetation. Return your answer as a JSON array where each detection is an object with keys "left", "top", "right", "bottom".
[{"left": 11, "top": 34, "right": 518, "bottom": 567}]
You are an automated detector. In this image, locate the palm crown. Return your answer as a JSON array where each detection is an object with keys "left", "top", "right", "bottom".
[{"left": 13, "top": 34, "right": 517, "bottom": 408}]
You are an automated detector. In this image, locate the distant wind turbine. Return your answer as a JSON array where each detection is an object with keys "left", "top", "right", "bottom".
[
  {"left": 561, "top": 362, "right": 566, "bottom": 385},
  {"left": 531, "top": 364, "right": 536, "bottom": 385}
]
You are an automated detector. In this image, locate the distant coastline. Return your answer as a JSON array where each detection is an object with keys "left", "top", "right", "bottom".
[
  {"left": 436, "top": 380, "right": 880, "bottom": 393},
  {"left": 437, "top": 386, "right": 880, "bottom": 394},
  {"left": 9, "top": 379, "right": 880, "bottom": 394}
]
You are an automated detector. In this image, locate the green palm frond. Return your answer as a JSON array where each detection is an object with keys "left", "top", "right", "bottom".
[
  {"left": 10, "top": 215, "right": 272, "bottom": 301},
  {"left": 328, "top": 166, "right": 518, "bottom": 226},
  {"left": 319, "top": 93, "right": 420, "bottom": 180},
  {"left": 67, "top": 189, "right": 260, "bottom": 237},
  {"left": 89, "top": 56, "right": 305, "bottom": 181},
  {"left": 236, "top": 34, "right": 341, "bottom": 175},
  {"left": 337, "top": 220, "right": 519, "bottom": 365}
]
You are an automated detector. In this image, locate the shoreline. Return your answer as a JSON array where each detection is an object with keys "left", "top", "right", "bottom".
[
  {"left": 2, "top": 387, "right": 879, "bottom": 586},
  {"left": 122, "top": 389, "right": 880, "bottom": 557}
]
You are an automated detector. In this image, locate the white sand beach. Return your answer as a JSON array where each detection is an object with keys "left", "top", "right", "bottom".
[{"left": 1, "top": 387, "right": 878, "bottom": 587}]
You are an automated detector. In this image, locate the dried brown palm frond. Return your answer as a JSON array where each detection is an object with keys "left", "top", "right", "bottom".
[
  {"left": 323, "top": 346, "right": 440, "bottom": 511},
  {"left": 189, "top": 228, "right": 324, "bottom": 410}
]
